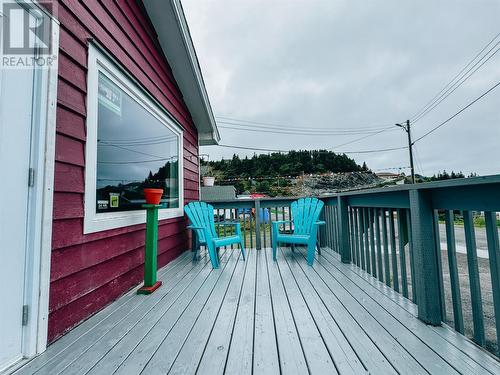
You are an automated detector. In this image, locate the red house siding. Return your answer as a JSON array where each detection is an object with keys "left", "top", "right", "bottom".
[{"left": 49, "top": 0, "right": 199, "bottom": 342}]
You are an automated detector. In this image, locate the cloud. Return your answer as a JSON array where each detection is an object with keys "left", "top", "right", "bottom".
[{"left": 183, "top": 0, "right": 500, "bottom": 175}]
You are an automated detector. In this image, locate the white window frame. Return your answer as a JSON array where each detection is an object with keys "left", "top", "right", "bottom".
[{"left": 84, "top": 44, "right": 184, "bottom": 234}]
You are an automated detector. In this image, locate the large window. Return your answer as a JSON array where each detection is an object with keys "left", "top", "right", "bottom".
[
  {"left": 96, "top": 72, "right": 180, "bottom": 212},
  {"left": 84, "top": 45, "right": 184, "bottom": 233}
]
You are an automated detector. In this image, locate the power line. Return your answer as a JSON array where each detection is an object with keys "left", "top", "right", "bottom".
[
  {"left": 97, "top": 178, "right": 139, "bottom": 182},
  {"left": 344, "top": 146, "right": 408, "bottom": 154},
  {"left": 372, "top": 166, "right": 410, "bottom": 172},
  {"left": 98, "top": 141, "right": 166, "bottom": 160},
  {"left": 98, "top": 156, "right": 178, "bottom": 165},
  {"left": 97, "top": 135, "right": 177, "bottom": 146},
  {"left": 412, "top": 44, "right": 500, "bottom": 124},
  {"left": 411, "top": 32, "right": 500, "bottom": 123},
  {"left": 216, "top": 115, "right": 392, "bottom": 130},
  {"left": 215, "top": 116, "right": 392, "bottom": 132},
  {"left": 215, "top": 168, "right": 410, "bottom": 182},
  {"left": 411, "top": 32, "right": 500, "bottom": 121},
  {"left": 413, "top": 145, "right": 425, "bottom": 176},
  {"left": 332, "top": 127, "right": 398, "bottom": 149},
  {"left": 212, "top": 143, "right": 407, "bottom": 154},
  {"left": 217, "top": 122, "right": 393, "bottom": 136},
  {"left": 413, "top": 78, "right": 500, "bottom": 143},
  {"left": 215, "top": 144, "right": 288, "bottom": 153}
]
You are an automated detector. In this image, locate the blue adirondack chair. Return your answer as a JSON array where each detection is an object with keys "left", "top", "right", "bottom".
[
  {"left": 185, "top": 201, "right": 246, "bottom": 269},
  {"left": 272, "top": 197, "right": 325, "bottom": 266}
]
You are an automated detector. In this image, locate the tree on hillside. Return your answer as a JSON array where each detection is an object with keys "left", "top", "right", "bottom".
[
  {"left": 206, "top": 150, "right": 364, "bottom": 182},
  {"left": 429, "top": 170, "right": 466, "bottom": 181}
]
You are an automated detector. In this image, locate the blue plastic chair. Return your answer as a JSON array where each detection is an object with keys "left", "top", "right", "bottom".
[
  {"left": 185, "top": 201, "right": 246, "bottom": 268},
  {"left": 272, "top": 197, "right": 325, "bottom": 266}
]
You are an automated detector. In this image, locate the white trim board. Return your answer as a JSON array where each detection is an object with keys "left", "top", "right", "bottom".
[
  {"left": 0, "top": 1, "right": 60, "bottom": 371},
  {"left": 83, "top": 43, "right": 184, "bottom": 234},
  {"left": 141, "top": 0, "right": 220, "bottom": 145},
  {"left": 33, "top": 14, "right": 59, "bottom": 356}
]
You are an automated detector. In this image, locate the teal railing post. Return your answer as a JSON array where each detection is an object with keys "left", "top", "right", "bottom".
[
  {"left": 485, "top": 211, "right": 500, "bottom": 355},
  {"left": 255, "top": 199, "right": 262, "bottom": 250},
  {"left": 191, "top": 229, "right": 200, "bottom": 261},
  {"left": 319, "top": 206, "right": 326, "bottom": 248},
  {"left": 409, "top": 189, "right": 442, "bottom": 325},
  {"left": 138, "top": 204, "right": 162, "bottom": 294},
  {"left": 337, "top": 196, "right": 351, "bottom": 264}
]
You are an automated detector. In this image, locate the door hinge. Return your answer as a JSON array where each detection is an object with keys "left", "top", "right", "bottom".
[
  {"left": 28, "top": 168, "right": 35, "bottom": 187},
  {"left": 22, "top": 305, "right": 29, "bottom": 326}
]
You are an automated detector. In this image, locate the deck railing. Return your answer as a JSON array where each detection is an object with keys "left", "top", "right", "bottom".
[{"left": 205, "top": 174, "right": 500, "bottom": 357}]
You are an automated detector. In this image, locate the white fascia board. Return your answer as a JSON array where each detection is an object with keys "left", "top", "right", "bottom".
[{"left": 141, "top": 0, "right": 220, "bottom": 145}]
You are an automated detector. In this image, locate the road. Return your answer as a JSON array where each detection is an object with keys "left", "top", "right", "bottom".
[{"left": 438, "top": 223, "right": 493, "bottom": 259}]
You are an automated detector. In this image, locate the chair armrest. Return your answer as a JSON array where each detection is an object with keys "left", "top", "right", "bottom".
[
  {"left": 272, "top": 220, "right": 293, "bottom": 235},
  {"left": 215, "top": 221, "right": 240, "bottom": 226},
  {"left": 216, "top": 221, "right": 242, "bottom": 237},
  {"left": 187, "top": 225, "right": 205, "bottom": 230},
  {"left": 273, "top": 220, "right": 293, "bottom": 225}
]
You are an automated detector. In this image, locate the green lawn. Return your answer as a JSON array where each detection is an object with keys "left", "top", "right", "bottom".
[{"left": 438, "top": 216, "right": 500, "bottom": 228}]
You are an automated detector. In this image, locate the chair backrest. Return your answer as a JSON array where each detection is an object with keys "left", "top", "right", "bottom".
[
  {"left": 291, "top": 197, "right": 324, "bottom": 235},
  {"left": 184, "top": 201, "right": 217, "bottom": 243}
]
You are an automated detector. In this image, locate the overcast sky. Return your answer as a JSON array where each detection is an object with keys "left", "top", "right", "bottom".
[{"left": 182, "top": 0, "right": 500, "bottom": 176}]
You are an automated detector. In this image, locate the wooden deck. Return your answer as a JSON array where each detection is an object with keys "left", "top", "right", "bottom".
[{"left": 15, "top": 246, "right": 500, "bottom": 375}]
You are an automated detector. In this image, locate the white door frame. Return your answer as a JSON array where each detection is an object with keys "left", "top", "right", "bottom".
[{"left": 3, "top": 0, "right": 60, "bottom": 363}]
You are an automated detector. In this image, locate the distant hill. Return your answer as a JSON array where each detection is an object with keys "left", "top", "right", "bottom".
[
  {"left": 292, "top": 172, "right": 382, "bottom": 196},
  {"left": 203, "top": 150, "right": 371, "bottom": 195}
]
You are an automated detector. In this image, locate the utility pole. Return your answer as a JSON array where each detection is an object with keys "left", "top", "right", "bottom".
[{"left": 396, "top": 120, "right": 416, "bottom": 184}]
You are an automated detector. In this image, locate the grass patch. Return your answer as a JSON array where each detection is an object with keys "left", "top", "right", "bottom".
[{"left": 438, "top": 216, "right": 500, "bottom": 228}]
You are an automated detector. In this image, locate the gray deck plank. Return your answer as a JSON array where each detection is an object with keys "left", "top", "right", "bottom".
[
  {"left": 319, "top": 247, "right": 496, "bottom": 375},
  {"left": 112, "top": 250, "right": 232, "bottom": 375},
  {"left": 82, "top": 253, "right": 211, "bottom": 375},
  {"left": 346, "top": 256, "right": 418, "bottom": 314},
  {"left": 15, "top": 246, "right": 500, "bottom": 375},
  {"left": 16, "top": 251, "right": 193, "bottom": 375},
  {"left": 276, "top": 248, "right": 339, "bottom": 374},
  {"left": 283, "top": 249, "right": 367, "bottom": 374},
  {"left": 252, "top": 249, "right": 280, "bottom": 374},
  {"left": 320, "top": 247, "right": 500, "bottom": 374},
  {"left": 289, "top": 250, "right": 398, "bottom": 375},
  {"left": 313, "top": 249, "right": 460, "bottom": 374},
  {"left": 224, "top": 248, "right": 257, "bottom": 375},
  {"left": 195, "top": 249, "right": 251, "bottom": 375},
  {"left": 429, "top": 325, "right": 500, "bottom": 374},
  {"left": 59, "top": 253, "right": 209, "bottom": 375},
  {"left": 301, "top": 249, "right": 430, "bottom": 374},
  {"left": 327, "top": 248, "right": 500, "bottom": 374},
  {"left": 266, "top": 249, "right": 309, "bottom": 374},
  {"left": 140, "top": 249, "right": 240, "bottom": 374},
  {"left": 168, "top": 252, "right": 247, "bottom": 375}
]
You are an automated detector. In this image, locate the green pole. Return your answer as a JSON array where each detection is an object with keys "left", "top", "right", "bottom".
[{"left": 138, "top": 204, "right": 162, "bottom": 294}]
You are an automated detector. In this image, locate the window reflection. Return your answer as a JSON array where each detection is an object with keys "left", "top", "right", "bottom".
[{"left": 96, "top": 73, "right": 180, "bottom": 213}]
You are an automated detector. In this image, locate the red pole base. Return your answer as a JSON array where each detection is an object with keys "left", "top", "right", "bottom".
[{"left": 137, "top": 281, "right": 162, "bottom": 295}]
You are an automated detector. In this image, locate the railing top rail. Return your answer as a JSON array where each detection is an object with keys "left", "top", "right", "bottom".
[
  {"left": 203, "top": 174, "right": 500, "bottom": 210},
  {"left": 205, "top": 196, "right": 303, "bottom": 205},
  {"left": 332, "top": 174, "right": 500, "bottom": 197}
]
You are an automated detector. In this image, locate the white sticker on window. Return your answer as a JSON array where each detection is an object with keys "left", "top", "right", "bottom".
[
  {"left": 109, "top": 193, "right": 119, "bottom": 208},
  {"left": 98, "top": 73, "right": 122, "bottom": 116},
  {"left": 97, "top": 200, "right": 109, "bottom": 210}
]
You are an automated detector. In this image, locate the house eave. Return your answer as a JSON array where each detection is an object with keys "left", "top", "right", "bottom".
[{"left": 141, "top": 0, "right": 220, "bottom": 145}]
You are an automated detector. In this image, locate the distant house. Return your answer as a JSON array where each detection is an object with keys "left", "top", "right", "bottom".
[
  {"left": 0, "top": 0, "right": 219, "bottom": 369},
  {"left": 201, "top": 186, "right": 237, "bottom": 201},
  {"left": 376, "top": 172, "right": 401, "bottom": 181}
]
